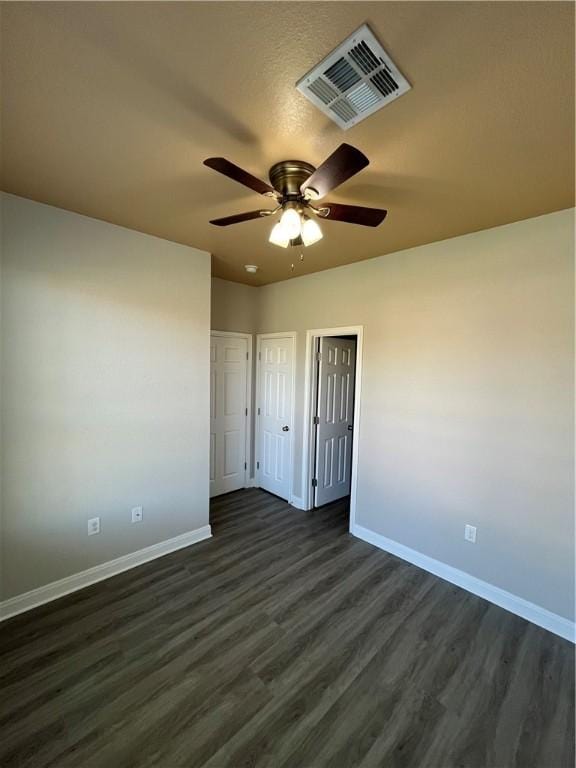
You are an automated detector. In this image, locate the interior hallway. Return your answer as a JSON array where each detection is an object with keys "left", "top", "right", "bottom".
[{"left": 0, "top": 488, "right": 574, "bottom": 767}]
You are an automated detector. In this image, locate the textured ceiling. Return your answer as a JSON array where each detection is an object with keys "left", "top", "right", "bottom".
[{"left": 1, "top": 2, "right": 574, "bottom": 285}]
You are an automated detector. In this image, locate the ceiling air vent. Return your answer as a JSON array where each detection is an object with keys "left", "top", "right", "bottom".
[{"left": 296, "top": 24, "right": 411, "bottom": 130}]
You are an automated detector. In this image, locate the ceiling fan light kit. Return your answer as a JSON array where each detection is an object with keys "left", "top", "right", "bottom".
[
  {"left": 204, "top": 143, "right": 387, "bottom": 259},
  {"left": 269, "top": 205, "right": 325, "bottom": 249}
]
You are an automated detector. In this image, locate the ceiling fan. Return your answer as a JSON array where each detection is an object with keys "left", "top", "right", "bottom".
[{"left": 203, "top": 143, "right": 387, "bottom": 248}]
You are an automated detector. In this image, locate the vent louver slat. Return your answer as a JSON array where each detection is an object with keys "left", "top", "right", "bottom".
[
  {"left": 349, "top": 40, "right": 381, "bottom": 74},
  {"left": 330, "top": 99, "right": 357, "bottom": 123},
  {"left": 383, "top": 69, "right": 398, "bottom": 91},
  {"left": 347, "top": 83, "right": 380, "bottom": 113},
  {"left": 324, "top": 57, "right": 361, "bottom": 92},
  {"left": 296, "top": 23, "right": 411, "bottom": 129},
  {"left": 371, "top": 69, "right": 399, "bottom": 97},
  {"left": 308, "top": 77, "right": 338, "bottom": 105}
]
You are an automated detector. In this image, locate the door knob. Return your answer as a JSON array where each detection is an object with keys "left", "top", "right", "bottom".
[
  {"left": 347, "top": 425, "right": 353, "bottom": 431},
  {"left": 282, "top": 425, "right": 290, "bottom": 432}
]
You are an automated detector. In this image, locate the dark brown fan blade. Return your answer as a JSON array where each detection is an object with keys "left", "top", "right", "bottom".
[
  {"left": 301, "top": 144, "right": 369, "bottom": 199},
  {"left": 204, "top": 158, "right": 277, "bottom": 197},
  {"left": 209, "top": 210, "right": 270, "bottom": 227},
  {"left": 320, "top": 203, "right": 387, "bottom": 227}
]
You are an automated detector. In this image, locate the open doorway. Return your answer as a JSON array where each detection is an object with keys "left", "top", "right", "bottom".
[
  {"left": 313, "top": 335, "right": 357, "bottom": 507},
  {"left": 302, "top": 326, "right": 363, "bottom": 529}
]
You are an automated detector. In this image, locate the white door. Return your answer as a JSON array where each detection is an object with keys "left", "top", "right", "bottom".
[
  {"left": 210, "top": 334, "right": 249, "bottom": 497},
  {"left": 314, "top": 337, "right": 356, "bottom": 506},
  {"left": 257, "top": 336, "right": 294, "bottom": 501}
]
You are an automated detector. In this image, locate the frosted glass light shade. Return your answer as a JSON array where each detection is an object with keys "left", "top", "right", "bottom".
[
  {"left": 280, "top": 207, "right": 302, "bottom": 239},
  {"left": 269, "top": 222, "right": 290, "bottom": 248},
  {"left": 301, "top": 217, "right": 323, "bottom": 246}
]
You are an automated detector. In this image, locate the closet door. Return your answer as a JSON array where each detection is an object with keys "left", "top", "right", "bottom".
[
  {"left": 210, "top": 334, "right": 249, "bottom": 497},
  {"left": 314, "top": 337, "right": 356, "bottom": 506},
  {"left": 256, "top": 335, "right": 294, "bottom": 501}
]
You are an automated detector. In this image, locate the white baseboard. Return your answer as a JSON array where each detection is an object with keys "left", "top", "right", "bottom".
[
  {"left": 290, "top": 495, "right": 307, "bottom": 510},
  {"left": 351, "top": 523, "right": 575, "bottom": 643},
  {"left": 0, "top": 525, "right": 212, "bottom": 622}
]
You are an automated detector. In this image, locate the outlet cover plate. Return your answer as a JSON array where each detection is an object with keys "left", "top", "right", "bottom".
[{"left": 464, "top": 524, "right": 477, "bottom": 543}]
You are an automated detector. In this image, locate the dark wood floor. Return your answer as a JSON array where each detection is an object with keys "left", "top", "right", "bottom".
[{"left": 1, "top": 488, "right": 574, "bottom": 767}]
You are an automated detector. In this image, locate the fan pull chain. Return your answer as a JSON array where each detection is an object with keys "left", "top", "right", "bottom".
[{"left": 291, "top": 253, "right": 305, "bottom": 273}]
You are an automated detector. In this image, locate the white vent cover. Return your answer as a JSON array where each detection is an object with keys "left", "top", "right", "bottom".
[{"left": 296, "top": 24, "right": 411, "bottom": 130}]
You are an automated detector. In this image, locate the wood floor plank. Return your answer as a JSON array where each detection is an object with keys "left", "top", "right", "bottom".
[{"left": 1, "top": 488, "right": 573, "bottom": 768}]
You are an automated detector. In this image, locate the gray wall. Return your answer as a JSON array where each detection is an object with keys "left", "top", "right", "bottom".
[
  {"left": 211, "top": 277, "right": 259, "bottom": 334},
  {"left": 211, "top": 276, "right": 260, "bottom": 477},
  {"left": 2, "top": 195, "right": 573, "bottom": 621},
  {"left": 1, "top": 194, "right": 211, "bottom": 599},
  {"left": 216, "top": 209, "right": 575, "bottom": 621}
]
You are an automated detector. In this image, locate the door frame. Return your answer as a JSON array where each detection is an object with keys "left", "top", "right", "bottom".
[
  {"left": 255, "top": 332, "right": 297, "bottom": 503},
  {"left": 302, "top": 326, "right": 364, "bottom": 529},
  {"left": 211, "top": 330, "right": 253, "bottom": 490}
]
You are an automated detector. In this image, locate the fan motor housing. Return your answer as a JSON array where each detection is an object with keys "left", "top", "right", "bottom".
[{"left": 269, "top": 160, "right": 316, "bottom": 197}]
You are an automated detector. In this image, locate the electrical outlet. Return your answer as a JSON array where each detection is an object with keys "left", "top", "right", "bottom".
[
  {"left": 131, "top": 506, "right": 143, "bottom": 523},
  {"left": 464, "top": 524, "right": 477, "bottom": 543},
  {"left": 88, "top": 517, "right": 100, "bottom": 536}
]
